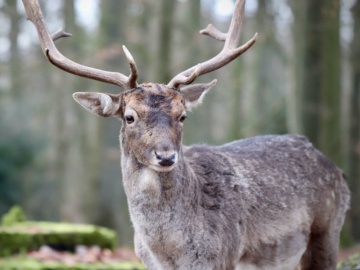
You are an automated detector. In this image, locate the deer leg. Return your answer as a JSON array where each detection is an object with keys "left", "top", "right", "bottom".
[{"left": 300, "top": 230, "right": 338, "bottom": 270}]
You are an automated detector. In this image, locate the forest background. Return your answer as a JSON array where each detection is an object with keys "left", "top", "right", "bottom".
[{"left": 0, "top": 0, "right": 359, "bottom": 248}]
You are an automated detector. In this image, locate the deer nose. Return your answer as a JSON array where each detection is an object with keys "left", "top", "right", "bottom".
[{"left": 155, "top": 151, "right": 176, "bottom": 167}]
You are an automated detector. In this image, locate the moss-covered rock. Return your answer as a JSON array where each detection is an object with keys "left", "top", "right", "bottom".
[
  {"left": 0, "top": 207, "right": 141, "bottom": 269},
  {"left": 337, "top": 252, "right": 360, "bottom": 270},
  {"left": 1, "top": 206, "right": 27, "bottom": 227},
  {"left": 0, "top": 256, "right": 145, "bottom": 270},
  {"left": 0, "top": 222, "right": 116, "bottom": 257}
]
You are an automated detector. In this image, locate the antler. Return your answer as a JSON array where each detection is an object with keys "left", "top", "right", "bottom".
[
  {"left": 168, "top": 0, "right": 257, "bottom": 89},
  {"left": 22, "top": 0, "right": 138, "bottom": 90}
]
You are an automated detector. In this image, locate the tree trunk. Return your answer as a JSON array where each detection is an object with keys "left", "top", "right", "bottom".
[
  {"left": 59, "top": 0, "right": 88, "bottom": 223},
  {"left": 289, "top": 0, "right": 307, "bottom": 134},
  {"left": 318, "top": 0, "right": 341, "bottom": 166},
  {"left": 157, "top": 0, "right": 176, "bottom": 83},
  {"left": 5, "top": 0, "right": 21, "bottom": 97},
  {"left": 349, "top": 0, "right": 360, "bottom": 242},
  {"left": 299, "top": 0, "right": 342, "bottom": 164},
  {"left": 296, "top": 0, "right": 348, "bottom": 244},
  {"left": 97, "top": 0, "right": 133, "bottom": 246},
  {"left": 301, "top": 0, "right": 323, "bottom": 147},
  {"left": 242, "top": 0, "right": 286, "bottom": 137}
]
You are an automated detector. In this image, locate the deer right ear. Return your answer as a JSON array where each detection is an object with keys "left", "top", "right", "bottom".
[
  {"left": 180, "top": 79, "right": 217, "bottom": 109},
  {"left": 73, "top": 92, "right": 122, "bottom": 117}
]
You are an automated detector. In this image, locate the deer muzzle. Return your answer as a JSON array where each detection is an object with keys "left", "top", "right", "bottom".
[
  {"left": 148, "top": 141, "right": 178, "bottom": 172},
  {"left": 155, "top": 151, "right": 177, "bottom": 167}
]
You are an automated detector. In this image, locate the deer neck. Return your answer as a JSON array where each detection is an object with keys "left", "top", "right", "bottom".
[{"left": 120, "top": 146, "right": 194, "bottom": 203}]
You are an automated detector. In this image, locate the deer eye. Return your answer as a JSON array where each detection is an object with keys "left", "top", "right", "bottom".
[
  {"left": 179, "top": 114, "right": 187, "bottom": 123},
  {"left": 125, "top": 115, "right": 135, "bottom": 124}
]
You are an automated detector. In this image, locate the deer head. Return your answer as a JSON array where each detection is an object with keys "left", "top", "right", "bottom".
[
  {"left": 22, "top": 0, "right": 257, "bottom": 172},
  {"left": 73, "top": 81, "right": 220, "bottom": 172}
]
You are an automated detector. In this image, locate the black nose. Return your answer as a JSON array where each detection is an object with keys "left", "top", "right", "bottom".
[{"left": 155, "top": 152, "right": 176, "bottom": 167}]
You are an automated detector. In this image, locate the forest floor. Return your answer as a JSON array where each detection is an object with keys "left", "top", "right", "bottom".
[
  {"left": 3, "top": 245, "right": 359, "bottom": 266},
  {"left": 338, "top": 244, "right": 360, "bottom": 262},
  {"left": 27, "top": 244, "right": 360, "bottom": 263},
  {"left": 26, "top": 246, "right": 141, "bottom": 265}
]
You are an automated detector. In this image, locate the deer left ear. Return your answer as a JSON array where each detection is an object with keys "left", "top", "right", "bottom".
[
  {"left": 180, "top": 79, "right": 217, "bottom": 109},
  {"left": 73, "top": 92, "right": 121, "bottom": 117}
]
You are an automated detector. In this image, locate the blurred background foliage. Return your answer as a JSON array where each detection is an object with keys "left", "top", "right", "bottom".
[{"left": 0, "top": 0, "right": 359, "bottom": 247}]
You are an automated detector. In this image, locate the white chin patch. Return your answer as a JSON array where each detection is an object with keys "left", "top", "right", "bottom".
[{"left": 149, "top": 164, "right": 176, "bottom": 172}]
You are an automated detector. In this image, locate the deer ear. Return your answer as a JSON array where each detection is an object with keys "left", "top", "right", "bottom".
[
  {"left": 180, "top": 79, "right": 217, "bottom": 109},
  {"left": 73, "top": 92, "right": 121, "bottom": 117}
]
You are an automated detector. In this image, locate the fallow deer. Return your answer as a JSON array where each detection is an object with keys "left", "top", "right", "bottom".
[{"left": 23, "top": 0, "right": 350, "bottom": 269}]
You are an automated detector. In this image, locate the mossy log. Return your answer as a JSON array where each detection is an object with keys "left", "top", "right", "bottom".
[
  {"left": 0, "top": 222, "right": 116, "bottom": 257},
  {"left": 0, "top": 256, "right": 145, "bottom": 270}
]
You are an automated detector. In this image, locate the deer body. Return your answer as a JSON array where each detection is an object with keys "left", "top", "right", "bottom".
[
  {"left": 112, "top": 85, "right": 349, "bottom": 270},
  {"left": 23, "top": 0, "right": 350, "bottom": 268}
]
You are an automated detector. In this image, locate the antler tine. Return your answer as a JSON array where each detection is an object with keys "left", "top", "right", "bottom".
[
  {"left": 22, "top": 0, "right": 138, "bottom": 90},
  {"left": 122, "top": 45, "right": 138, "bottom": 89},
  {"left": 199, "top": 24, "right": 226, "bottom": 42},
  {"left": 168, "top": 0, "right": 257, "bottom": 89},
  {"left": 170, "top": 65, "right": 201, "bottom": 90},
  {"left": 51, "top": 27, "right": 72, "bottom": 41}
]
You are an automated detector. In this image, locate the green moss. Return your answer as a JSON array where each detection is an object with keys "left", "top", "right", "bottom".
[
  {"left": 1, "top": 206, "right": 27, "bottom": 227},
  {"left": 0, "top": 256, "right": 145, "bottom": 270},
  {"left": 337, "top": 252, "right": 360, "bottom": 270},
  {"left": 0, "top": 222, "right": 116, "bottom": 257}
]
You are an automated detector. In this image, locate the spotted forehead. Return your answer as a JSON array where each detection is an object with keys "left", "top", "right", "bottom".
[{"left": 122, "top": 83, "right": 185, "bottom": 114}]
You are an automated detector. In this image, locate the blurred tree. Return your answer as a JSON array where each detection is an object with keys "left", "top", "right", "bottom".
[
  {"left": 97, "top": 0, "right": 133, "bottom": 246},
  {"left": 0, "top": 0, "right": 35, "bottom": 219},
  {"left": 4, "top": 0, "right": 22, "bottom": 97},
  {"left": 288, "top": 0, "right": 306, "bottom": 134},
  {"left": 317, "top": 0, "right": 341, "bottom": 165},
  {"left": 186, "top": 0, "right": 201, "bottom": 63},
  {"left": 54, "top": 0, "right": 78, "bottom": 222},
  {"left": 229, "top": 50, "right": 243, "bottom": 141},
  {"left": 349, "top": 0, "right": 360, "bottom": 241},
  {"left": 243, "top": 0, "right": 286, "bottom": 137},
  {"left": 180, "top": 0, "right": 217, "bottom": 145},
  {"left": 292, "top": 0, "right": 350, "bottom": 245},
  {"left": 157, "top": 0, "right": 176, "bottom": 83},
  {"left": 300, "top": 0, "right": 322, "bottom": 144},
  {"left": 0, "top": 133, "right": 35, "bottom": 216},
  {"left": 58, "top": 0, "right": 100, "bottom": 224},
  {"left": 300, "top": 0, "right": 341, "bottom": 166}
]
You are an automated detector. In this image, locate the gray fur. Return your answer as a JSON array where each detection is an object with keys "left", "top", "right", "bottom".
[
  {"left": 122, "top": 134, "right": 349, "bottom": 270},
  {"left": 74, "top": 85, "right": 350, "bottom": 270}
]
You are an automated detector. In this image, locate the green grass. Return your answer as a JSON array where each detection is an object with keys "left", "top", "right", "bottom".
[{"left": 0, "top": 256, "right": 145, "bottom": 270}]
